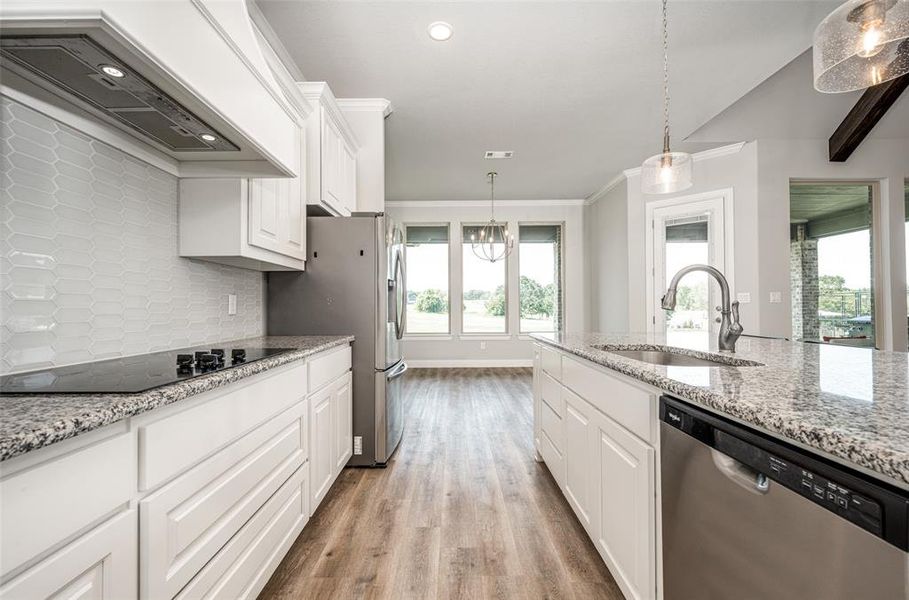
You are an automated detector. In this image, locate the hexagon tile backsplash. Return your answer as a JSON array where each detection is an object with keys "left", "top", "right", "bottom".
[{"left": 0, "top": 96, "right": 265, "bottom": 375}]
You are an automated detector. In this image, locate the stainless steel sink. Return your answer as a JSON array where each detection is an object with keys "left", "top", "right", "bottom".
[{"left": 606, "top": 349, "right": 762, "bottom": 368}]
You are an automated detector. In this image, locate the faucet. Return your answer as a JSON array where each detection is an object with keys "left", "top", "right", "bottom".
[{"left": 661, "top": 264, "right": 743, "bottom": 352}]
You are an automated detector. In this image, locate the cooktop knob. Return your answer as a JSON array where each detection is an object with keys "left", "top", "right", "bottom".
[
  {"left": 231, "top": 348, "right": 247, "bottom": 363},
  {"left": 198, "top": 353, "right": 218, "bottom": 371}
]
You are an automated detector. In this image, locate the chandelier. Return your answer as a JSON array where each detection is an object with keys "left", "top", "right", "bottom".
[
  {"left": 813, "top": 0, "right": 909, "bottom": 93},
  {"left": 470, "top": 172, "right": 514, "bottom": 263},
  {"left": 640, "top": 0, "right": 693, "bottom": 195}
]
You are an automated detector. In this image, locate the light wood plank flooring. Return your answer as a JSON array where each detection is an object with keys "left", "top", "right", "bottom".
[{"left": 260, "top": 368, "right": 623, "bottom": 599}]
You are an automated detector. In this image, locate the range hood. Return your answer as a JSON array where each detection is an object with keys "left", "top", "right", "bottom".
[
  {"left": 1, "top": 35, "right": 239, "bottom": 153},
  {"left": 0, "top": 0, "right": 301, "bottom": 178}
]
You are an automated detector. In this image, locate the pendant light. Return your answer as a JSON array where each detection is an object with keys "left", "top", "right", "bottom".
[
  {"left": 641, "top": 0, "right": 692, "bottom": 195},
  {"left": 813, "top": 0, "right": 909, "bottom": 93},
  {"left": 470, "top": 172, "right": 514, "bottom": 263}
]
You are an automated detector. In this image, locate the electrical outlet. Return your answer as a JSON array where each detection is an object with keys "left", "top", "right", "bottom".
[
  {"left": 736, "top": 292, "right": 751, "bottom": 303},
  {"left": 480, "top": 341, "right": 487, "bottom": 350},
  {"left": 353, "top": 436, "right": 363, "bottom": 455},
  {"left": 769, "top": 291, "right": 782, "bottom": 304},
  {"left": 228, "top": 294, "right": 237, "bottom": 315}
]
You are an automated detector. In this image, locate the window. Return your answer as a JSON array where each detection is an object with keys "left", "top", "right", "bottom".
[
  {"left": 519, "top": 224, "right": 563, "bottom": 333},
  {"left": 462, "top": 224, "right": 507, "bottom": 333},
  {"left": 405, "top": 225, "right": 450, "bottom": 334}
]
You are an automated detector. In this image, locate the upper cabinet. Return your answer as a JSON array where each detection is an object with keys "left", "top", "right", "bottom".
[
  {"left": 338, "top": 99, "right": 393, "bottom": 214},
  {"left": 299, "top": 82, "right": 359, "bottom": 216},
  {"left": 0, "top": 0, "right": 300, "bottom": 178}
]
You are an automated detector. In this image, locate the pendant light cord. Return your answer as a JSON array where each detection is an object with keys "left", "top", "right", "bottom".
[
  {"left": 662, "top": 0, "right": 671, "bottom": 155},
  {"left": 488, "top": 172, "right": 496, "bottom": 221}
]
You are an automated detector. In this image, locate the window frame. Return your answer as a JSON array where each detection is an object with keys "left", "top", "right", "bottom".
[
  {"left": 459, "top": 222, "right": 510, "bottom": 336},
  {"left": 517, "top": 221, "right": 565, "bottom": 334},
  {"left": 403, "top": 222, "right": 452, "bottom": 338}
]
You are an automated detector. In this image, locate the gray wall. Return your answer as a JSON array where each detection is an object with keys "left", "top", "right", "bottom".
[
  {"left": 0, "top": 96, "right": 265, "bottom": 374},
  {"left": 585, "top": 179, "right": 628, "bottom": 332}
]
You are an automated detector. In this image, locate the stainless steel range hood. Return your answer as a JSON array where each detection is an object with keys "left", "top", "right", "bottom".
[
  {"left": 1, "top": 34, "right": 238, "bottom": 153},
  {"left": 0, "top": 1, "right": 302, "bottom": 178}
]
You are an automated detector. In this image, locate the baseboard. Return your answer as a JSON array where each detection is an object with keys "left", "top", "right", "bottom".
[{"left": 407, "top": 359, "right": 533, "bottom": 368}]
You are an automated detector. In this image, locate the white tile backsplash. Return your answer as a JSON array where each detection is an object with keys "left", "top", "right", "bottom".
[{"left": 0, "top": 96, "right": 265, "bottom": 374}]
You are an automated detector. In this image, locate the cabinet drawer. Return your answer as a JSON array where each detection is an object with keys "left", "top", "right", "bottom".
[
  {"left": 541, "top": 372, "right": 563, "bottom": 418},
  {"left": 541, "top": 345, "right": 562, "bottom": 379},
  {"left": 539, "top": 430, "right": 564, "bottom": 488},
  {"left": 562, "top": 356, "right": 655, "bottom": 443},
  {"left": 308, "top": 345, "right": 351, "bottom": 393},
  {"left": 176, "top": 463, "right": 309, "bottom": 600},
  {"left": 0, "top": 432, "right": 132, "bottom": 577},
  {"left": 139, "top": 362, "right": 307, "bottom": 490},
  {"left": 541, "top": 399, "right": 562, "bottom": 452},
  {"left": 0, "top": 509, "right": 136, "bottom": 600},
  {"left": 140, "top": 404, "right": 306, "bottom": 600}
]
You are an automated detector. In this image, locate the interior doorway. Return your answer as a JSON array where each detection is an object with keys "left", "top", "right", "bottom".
[{"left": 646, "top": 190, "right": 733, "bottom": 350}]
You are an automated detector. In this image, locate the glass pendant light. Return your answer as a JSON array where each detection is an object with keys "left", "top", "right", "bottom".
[
  {"left": 470, "top": 172, "right": 514, "bottom": 263},
  {"left": 641, "top": 0, "right": 693, "bottom": 195},
  {"left": 813, "top": 0, "right": 909, "bottom": 93}
]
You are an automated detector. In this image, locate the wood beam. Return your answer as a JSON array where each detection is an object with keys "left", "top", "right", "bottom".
[{"left": 828, "top": 73, "right": 909, "bottom": 162}]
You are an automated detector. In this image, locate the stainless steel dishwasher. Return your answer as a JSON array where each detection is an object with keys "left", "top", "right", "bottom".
[{"left": 660, "top": 396, "right": 909, "bottom": 600}]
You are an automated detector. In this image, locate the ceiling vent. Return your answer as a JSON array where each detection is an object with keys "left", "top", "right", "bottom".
[{"left": 484, "top": 150, "right": 514, "bottom": 159}]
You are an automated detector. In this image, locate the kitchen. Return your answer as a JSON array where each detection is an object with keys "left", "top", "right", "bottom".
[{"left": 1, "top": 1, "right": 908, "bottom": 599}]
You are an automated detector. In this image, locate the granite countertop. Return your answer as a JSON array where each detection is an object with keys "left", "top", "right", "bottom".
[
  {"left": 0, "top": 336, "right": 353, "bottom": 463},
  {"left": 531, "top": 332, "right": 909, "bottom": 490}
]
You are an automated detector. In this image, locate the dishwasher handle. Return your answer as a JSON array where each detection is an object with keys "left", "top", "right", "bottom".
[{"left": 711, "top": 449, "right": 770, "bottom": 495}]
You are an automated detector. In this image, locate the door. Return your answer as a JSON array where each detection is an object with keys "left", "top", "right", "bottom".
[
  {"left": 321, "top": 112, "right": 342, "bottom": 209},
  {"left": 562, "top": 388, "right": 596, "bottom": 533},
  {"left": 309, "top": 385, "right": 334, "bottom": 509},
  {"left": 334, "top": 372, "right": 353, "bottom": 472},
  {"left": 647, "top": 192, "right": 731, "bottom": 350},
  {"left": 376, "top": 360, "right": 407, "bottom": 465},
  {"left": 248, "top": 179, "right": 282, "bottom": 253},
  {"left": 382, "top": 219, "right": 405, "bottom": 369},
  {"left": 594, "top": 413, "right": 656, "bottom": 600}
]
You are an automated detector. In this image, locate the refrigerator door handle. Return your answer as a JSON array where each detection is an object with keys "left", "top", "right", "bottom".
[
  {"left": 387, "top": 360, "right": 408, "bottom": 381},
  {"left": 394, "top": 247, "right": 406, "bottom": 340}
]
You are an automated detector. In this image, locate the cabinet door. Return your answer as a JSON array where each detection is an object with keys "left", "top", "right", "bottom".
[
  {"left": 333, "top": 372, "right": 353, "bottom": 473},
  {"left": 321, "top": 114, "right": 342, "bottom": 208},
  {"left": 248, "top": 178, "right": 283, "bottom": 254},
  {"left": 0, "top": 510, "right": 136, "bottom": 600},
  {"left": 341, "top": 140, "right": 356, "bottom": 213},
  {"left": 533, "top": 346, "right": 542, "bottom": 455},
  {"left": 562, "top": 388, "right": 596, "bottom": 533},
  {"left": 309, "top": 385, "right": 334, "bottom": 510},
  {"left": 594, "top": 413, "right": 656, "bottom": 600}
]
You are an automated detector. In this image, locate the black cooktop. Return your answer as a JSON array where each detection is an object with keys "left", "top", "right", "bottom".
[{"left": 0, "top": 346, "right": 295, "bottom": 395}]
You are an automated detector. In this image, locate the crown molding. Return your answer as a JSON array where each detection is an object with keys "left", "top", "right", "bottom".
[
  {"left": 585, "top": 141, "right": 749, "bottom": 205},
  {"left": 385, "top": 199, "right": 586, "bottom": 209},
  {"left": 246, "top": 0, "right": 305, "bottom": 81},
  {"left": 299, "top": 81, "right": 360, "bottom": 148},
  {"left": 337, "top": 98, "right": 393, "bottom": 117}
]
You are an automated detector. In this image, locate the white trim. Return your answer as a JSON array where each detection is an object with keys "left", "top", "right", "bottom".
[
  {"left": 386, "top": 199, "right": 585, "bottom": 208},
  {"left": 407, "top": 359, "right": 533, "bottom": 368},
  {"left": 644, "top": 187, "right": 736, "bottom": 335},
  {"left": 299, "top": 82, "right": 360, "bottom": 148},
  {"left": 246, "top": 0, "right": 305, "bottom": 81},
  {"left": 402, "top": 336, "right": 453, "bottom": 342},
  {"left": 336, "top": 98, "right": 394, "bottom": 117},
  {"left": 584, "top": 142, "right": 748, "bottom": 205}
]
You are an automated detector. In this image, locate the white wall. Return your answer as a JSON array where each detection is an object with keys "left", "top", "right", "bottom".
[
  {"left": 386, "top": 201, "right": 585, "bottom": 366},
  {"left": 585, "top": 179, "right": 628, "bottom": 332}
]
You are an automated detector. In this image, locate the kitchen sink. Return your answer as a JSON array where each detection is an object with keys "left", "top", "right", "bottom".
[{"left": 603, "top": 349, "right": 763, "bottom": 368}]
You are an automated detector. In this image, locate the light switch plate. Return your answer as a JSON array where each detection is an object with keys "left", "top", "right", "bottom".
[
  {"left": 769, "top": 291, "right": 782, "bottom": 303},
  {"left": 228, "top": 294, "right": 237, "bottom": 315},
  {"left": 736, "top": 292, "right": 751, "bottom": 303}
]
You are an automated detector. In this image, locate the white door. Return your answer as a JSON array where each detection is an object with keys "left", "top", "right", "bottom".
[
  {"left": 562, "top": 388, "right": 596, "bottom": 533},
  {"left": 594, "top": 413, "right": 656, "bottom": 600},
  {"left": 647, "top": 191, "right": 732, "bottom": 350},
  {"left": 309, "top": 385, "right": 334, "bottom": 510},
  {"left": 333, "top": 372, "right": 352, "bottom": 473},
  {"left": 248, "top": 179, "right": 283, "bottom": 254},
  {"left": 321, "top": 114, "right": 342, "bottom": 209}
]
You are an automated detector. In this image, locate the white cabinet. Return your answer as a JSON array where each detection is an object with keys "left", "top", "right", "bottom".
[
  {"left": 308, "top": 370, "right": 353, "bottom": 511},
  {"left": 179, "top": 165, "right": 307, "bottom": 272},
  {"left": 0, "top": 510, "right": 137, "bottom": 600},
  {"left": 594, "top": 412, "right": 656, "bottom": 600},
  {"left": 337, "top": 99, "right": 392, "bottom": 214},
  {"left": 334, "top": 372, "right": 353, "bottom": 472},
  {"left": 533, "top": 343, "right": 659, "bottom": 600},
  {"left": 300, "top": 82, "right": 359, "bottom": 216}
]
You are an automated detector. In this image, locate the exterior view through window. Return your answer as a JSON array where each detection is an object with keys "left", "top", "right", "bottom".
[
  {"left": 462, "top": 224, "right": 507, "bottom": 333},
  {"left": 519, "top": 224, "right": 562, "bottom": 333},
  {"left": 404, "top": 225, "right": 449, "bottom": 334},
  {"left": 663, "top": 215, "right": 710, "bottom": 349},
  {"left": 790, "top": 183, "right": 875, "bottom": 347}
]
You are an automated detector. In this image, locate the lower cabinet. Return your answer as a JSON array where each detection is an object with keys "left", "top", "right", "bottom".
[
  {"left": 310, "top": 370, "right": 353, "bottom": 511},
  {"left": 0, "top": 510, "right": 137, "bottom": 600},
  {"left": 534, "top": 343, "right": 658, "bottom": 600}
]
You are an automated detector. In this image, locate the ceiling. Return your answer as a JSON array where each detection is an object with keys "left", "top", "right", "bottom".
[
  {"left": 790, "top": 183, "right": 871, "bottom": 223},
  {"left": 258, "top": 0, "right": 840, "bottom": 201}
]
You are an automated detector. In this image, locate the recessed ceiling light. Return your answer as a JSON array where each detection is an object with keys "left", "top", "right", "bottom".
[
  {"left": 428, "top": 21, "right": 453, "bottom": 42},
  {"left": 100, "top": 65, "right": 125, "bottom": 78},
  {"left": 200, "top": 133, "right": 217, "bottom": 142}
]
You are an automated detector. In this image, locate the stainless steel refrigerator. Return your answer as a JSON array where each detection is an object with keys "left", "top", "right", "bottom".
[{"left": 267, "top": 214, "right": 406, "bottom": 467}]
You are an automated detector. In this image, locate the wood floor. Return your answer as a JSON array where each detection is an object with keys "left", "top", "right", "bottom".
[{"left": 260, "top": 368, "right": 623, "bottom": 600}]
